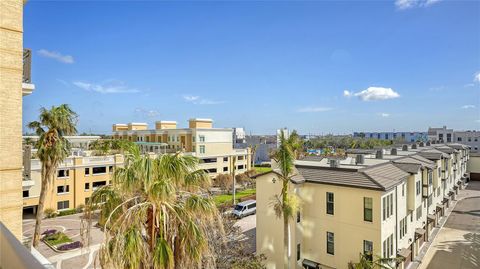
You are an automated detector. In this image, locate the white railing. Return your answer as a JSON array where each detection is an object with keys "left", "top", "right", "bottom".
[{"left": 83, "top": 156, "right": 114, "bottom": 164}]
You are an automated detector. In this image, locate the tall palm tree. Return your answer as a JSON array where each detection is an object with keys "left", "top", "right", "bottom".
[
  {"left": 83, "top": 150, "right": 223, "bottom": 268},
  {"left": 271, "top": 130, "right": 299, "bottom": 269},
  {"left": 27, "top": 104, "right": 77, "bottom": 247}
]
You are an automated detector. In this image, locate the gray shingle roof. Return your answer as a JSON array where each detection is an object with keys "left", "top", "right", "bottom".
[
  {"left": 418, "top": 149, "right": 448, "bottom": 160},
  {"left": 393, "top": 163, "right": 422, "bottom": 174},
  {"left": 361, "top": 163, "right": 410, "bottom": 190}
]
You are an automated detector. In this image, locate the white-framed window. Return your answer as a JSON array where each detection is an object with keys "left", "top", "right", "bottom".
[
  {"left": 326, "top": 232, "right": 334, "bottom": 255},
  {"left": 326, "top": 192, "right": 334, "bottom": 215},
  {"left": 416, "top": 181, "right": 421, "bottom": 195},
  {"left": 92, "top": 166, "right": 107, "bottom": 175},
  {"left": 57, "top": 185, "right": 69, "bottom": 194},
  {"left": 199, "top": 135, "right": 205, "bottom": 142},
  {"left": 57, "top": 200, "right": 70, "bottom": 210},
  {"left": 199, "top": 145, "right": 205, "bottom": 154},
  {"left": 57, "top": 169, "right": 69, "bottom": 178},
  {"left": 85, "top": 167, "right": 90, "bottom": 176}
]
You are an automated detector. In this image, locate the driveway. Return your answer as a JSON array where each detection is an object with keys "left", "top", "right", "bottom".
[
  {"left": 235, "top": 214, "right": 256, "bottom": 254},
  {"left": 419, "top": 181, "right": 480, "bottom": 269}
]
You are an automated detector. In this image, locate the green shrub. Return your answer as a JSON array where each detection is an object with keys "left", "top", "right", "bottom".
[
  {"left": 57, "top": 209, "right": 77, "bottom": 217},
  {"left": 44, "top": 208, "right": 57, "bottom": 218},
  {"left": 44, "top": 232, "right": 72, "bottom": 246},
  {"left": 75, "top": 204, "right": 85, "bottom": 213}
]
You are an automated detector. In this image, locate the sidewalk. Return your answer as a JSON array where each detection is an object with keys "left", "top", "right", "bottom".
[{"left": 410, "top": 182, "right": 479, "bottom": 269}]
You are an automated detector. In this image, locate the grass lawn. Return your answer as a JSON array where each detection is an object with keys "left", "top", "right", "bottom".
[
  {"left": 214, "top": 188, "right": 256, "bottom": 206},
  {"left": 254, "top": 166, "right": 272, "bottom": 174},
  {"left": 44, "top": 232, "right": 73, "bottom": 246}
]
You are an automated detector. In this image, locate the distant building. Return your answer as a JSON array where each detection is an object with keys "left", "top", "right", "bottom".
[
  {"left": 428, "top": 126, "right": 479, "bottom": 152},
  {"left": 232, "top": 127, "right": 246, "bottom": 144},
  {"left": 353, "top": 131, "right": 428, "bottom": 142},
  {"left": 235, "top": 135, "right": 277, "bottom": 164}
]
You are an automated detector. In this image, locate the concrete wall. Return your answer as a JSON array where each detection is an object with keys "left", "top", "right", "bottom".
[{"left": 0, "top": 0, "right": 23, "bottom": 239}]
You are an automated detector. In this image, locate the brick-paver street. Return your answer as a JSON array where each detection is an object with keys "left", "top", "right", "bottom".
[{"left": 418, "top": 181, "right": 480, "bottom": 269}]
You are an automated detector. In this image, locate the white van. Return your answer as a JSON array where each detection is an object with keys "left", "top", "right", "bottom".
[{"left": 232, "top": 200, "right": 256, "bottom": 218}]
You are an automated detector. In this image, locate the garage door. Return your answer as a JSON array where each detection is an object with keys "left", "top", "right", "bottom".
[{"left": 471, "top": 173, "right": 480, "bottom": 181}]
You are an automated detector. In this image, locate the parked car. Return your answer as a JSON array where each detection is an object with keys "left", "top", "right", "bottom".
[{"left": 232, "top": 200, "right": 256, "bottom": 218}]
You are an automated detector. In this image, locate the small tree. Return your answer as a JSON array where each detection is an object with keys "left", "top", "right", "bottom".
[
  {"left": 348, "top": 253, "right": 400, "bottom": 269},
  {"left": 235, "top": 173, "right": 250, "bottom": 187},
  {"left": 216, "top": 173, "right": 233, "bottom": 193}
]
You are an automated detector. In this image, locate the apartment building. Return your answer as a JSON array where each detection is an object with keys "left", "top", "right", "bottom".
[
  {"left": 22, "top": 155, "right": 123, "bottom": 214},
  {"left": 0, "top": 0, "right": 35, "bottom": 239},
  {"left": 255, "top": 142, "right": 469, "bottom": 269},
  {"left": 112, "top": 118, "right": 251, "bottom": 176},
  {"left": 353, "top": 132, "right": 428, "bottom": 142},
  {"left": 428, "top": 126, "right": 480, "bottom": 152}
]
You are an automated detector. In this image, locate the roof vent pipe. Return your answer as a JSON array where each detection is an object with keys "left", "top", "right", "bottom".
[
  {"left": 391, "top": 148, "right": 397, "bottom": 155},
  {"left": 376, "top": 150, "right": 383, "bottom": 159},
  {"left": 356, "top": 154, "right": 365, "bottom": 164},
  {"left": 402, "top": 145, "right": 408, "bottom": 151}
]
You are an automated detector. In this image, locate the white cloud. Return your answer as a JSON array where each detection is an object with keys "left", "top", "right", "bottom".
[
  {"left": 461, "top": 105, "right": 476, "bottom": 109},
  {"left": 73, "top": 80, "right": 139, "bottom": 94},
  {"left": 379, "top": 113, "right": 390, "bottom": 118},
  {"left": 134, "top": 108, "right": 159, "bottom": 118},
  {"left": 464, "top": 83, "right": 475, "bottom": 88},
  {"left": 474, "top": 72, "right": 480, "bottom": 83},
  {"left": 395, "top": 0, "right": 442, "bottom": 10},
  {"left": 38, "top": 49, "right": 74, "bottom": 64},
  {"left": 343, "top": 87, "right": 400, "bottom": 101},
  {"left": 297, "top": 107, "right": 332, "bottom": 113},
  {"left": 182, "top": 95, "right": 224, "bottom": 105}
]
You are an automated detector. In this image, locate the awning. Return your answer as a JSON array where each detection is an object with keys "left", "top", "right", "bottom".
[
  {"left": 448, "top": 191, "right": 454, "bottom": 196},
  {"left": 457, "top": 180, "right": 462, "bottom": 185},
  {"left": 415, "top": 228, "right": 426, "bottom": 238},
  {"left": 302, "top": 259, "right": 320, "bottom": 269},
  {"left": 397, "top": 248, "right": 411, "bottom": 259},
  {"left": 436, "top": 204, "right": 444, "bottom": 211},
  {"left": 442, "top": 198, "right": 449, "bottom": 204},
  {"left": 427, "top": 214, "right": 436, "bottom": 222},
  {"left": 453, "top": 186, "right": 458, "bottom": 190}
]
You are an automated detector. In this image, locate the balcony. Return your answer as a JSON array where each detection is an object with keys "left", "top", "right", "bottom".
[
  {"left": 22, "top": 48, "right": 35, "bottom": 96},
  {"left": 0, "top": 222, "right": 50, "bottom": 268},
  {"left": 22, "top": 179, "right": 35, "bottom": 188}
]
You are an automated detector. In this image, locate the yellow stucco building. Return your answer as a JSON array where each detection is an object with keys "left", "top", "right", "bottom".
[{"left": 0, "top": 0, "right": 35, "bottom": 239}]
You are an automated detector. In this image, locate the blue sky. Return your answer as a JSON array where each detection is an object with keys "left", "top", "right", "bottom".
[{"left": 23, "top": 0, "right": 480, "bottom": 135}]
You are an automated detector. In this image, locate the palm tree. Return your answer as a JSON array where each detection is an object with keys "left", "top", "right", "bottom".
[
  {"left": 83, "top": 149, "right": 223, "bottom": 268},
  {"left": 271, "top": 130, "right": 299, "bottom": 269},
  {"left": 348, "top": 253, "right": 399, "bottom": 269},
  {"left": 27, "top": 104, "right": 77, "bottom": 247}
]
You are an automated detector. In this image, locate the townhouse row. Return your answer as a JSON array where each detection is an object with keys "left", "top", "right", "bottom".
[{"left": 255, "top": 142, "right": 470, "bottom": 269}]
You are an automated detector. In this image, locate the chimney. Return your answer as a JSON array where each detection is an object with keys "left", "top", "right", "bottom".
[
  {"left": 419, "top": 142, "right": 424, "bottom": 147},
  {"left": 329, "top": 159, "right": 339, "bottom": 168},
  {"left": 391, "top": 148, "right": 398, "bottom": 155},
  {"left": 356, "top": 154, "right": 365, "bottom": 165},
  {"left": 402, "top": 145, "right": 408, "bottom": 151},
  {"left": 412, "top": 144, "right": 417, "bottom": 149},
  {"left": 376, "top": 150, "right": 383, "bottom": 159}
]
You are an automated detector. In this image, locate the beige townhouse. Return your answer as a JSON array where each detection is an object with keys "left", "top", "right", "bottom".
[{"left": 255, "top": 142, "right": 469, "bottom": 269}]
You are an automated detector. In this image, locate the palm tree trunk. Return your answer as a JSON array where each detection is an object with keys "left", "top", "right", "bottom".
[
  {"left": 283, "top": 215, "right": 290, "bottom": 269},
  {"left": 32, "top": 165, "right": 50, "bottom": 247}
]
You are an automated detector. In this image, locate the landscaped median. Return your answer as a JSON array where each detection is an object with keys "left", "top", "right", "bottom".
[
  {"left": 214, "top": 188, "right": 256, "bottom": 206},
  {"left": 41, "top": 229, "right": 83, "bottom": 252}
]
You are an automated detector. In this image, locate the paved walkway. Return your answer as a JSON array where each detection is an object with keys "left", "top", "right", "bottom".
[{"left": 415, "top": 181, "right": 480, "bottom": 269}]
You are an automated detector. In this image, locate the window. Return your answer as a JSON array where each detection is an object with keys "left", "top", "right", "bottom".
[
  {"left": 297, "top": 211, "right": 301, "bottom": 223},
  {"left": 223, "top": 167, "right": 228, "bottom": 172},
  {"left": 85, "top": 168, "right": 90, "bottom": 175},
  {"left": 57, "top": 169, "right": 69, "bottom": 178},
  {"left": 416, "top": 205, "right": 422, "bottom": 220},
  {"left": 457, "top": 137, "right": 462, "bottom": 142},
  {"left": 223, "top": 157, "right": 228, "bottom": 162},
  {"left": 428, "top": 171, "right": 433, "bottom": 184},
  {"left": 237, "top": 165, "right": 245, "bottom": 170},
  {"left": 238, "top": 156, "right": 244, "bottom": 160},
  {"left": 383, "top": 194, "right": 393, "bottom": 220},
  {"left": 199, "top": 145, "right": 206, "bottom": 154},
  {"left": 92, "top": 181, "right": 107, "bottom": 190},
  {"left": 364, "top": 240, "right": 373, "bottom": 261},
  {"left": 382, "top": 234, "right": 393, "bottom": 258},
  {"left": 201, "top": 158, "right": 217, "bottom": 163},
  {"left": 92, "top": 166, "right": 107, "bottom": 174},
  {"left": 109, "top": 166, "right": 113, "bottom": 173},
  {"left": 326, "top": 192, "right": 334, "bottom": 215},
  {"left": 57, "top": 185, "right": 69, "bottom": 194},
  {"left": 57, "top": 200, "right": 70, "bottom": 210},
  {"left": 23, "top": 190, "right": 29, "bottom": 198},
  {"left": 85, "top": 183, "right": 90, "bottom": 190},
  {"left": 364, "top": 197, "right": 373, "bottom": 222},
  {"left": 199, "top": 135, "right": 205, "bottom": 142},
  {"left": 416, "top": 181, "right": 421, "bottom": 195},
  {"left": 326, "top": 232, "right": 334, "bottom": 255},
  {"left": 297, "top": 243, "right": 301, "bottom": 261},
  {"left": 400, "top": 217, "right": 408, "bottom": 238},
  {"left": 383, "top": 197, "right": 386, "bottom": 220}
]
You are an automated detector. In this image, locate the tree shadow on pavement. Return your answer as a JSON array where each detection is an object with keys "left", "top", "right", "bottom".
[{"left": 426, "top": 232, "right": 479, "bottom": 269}]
